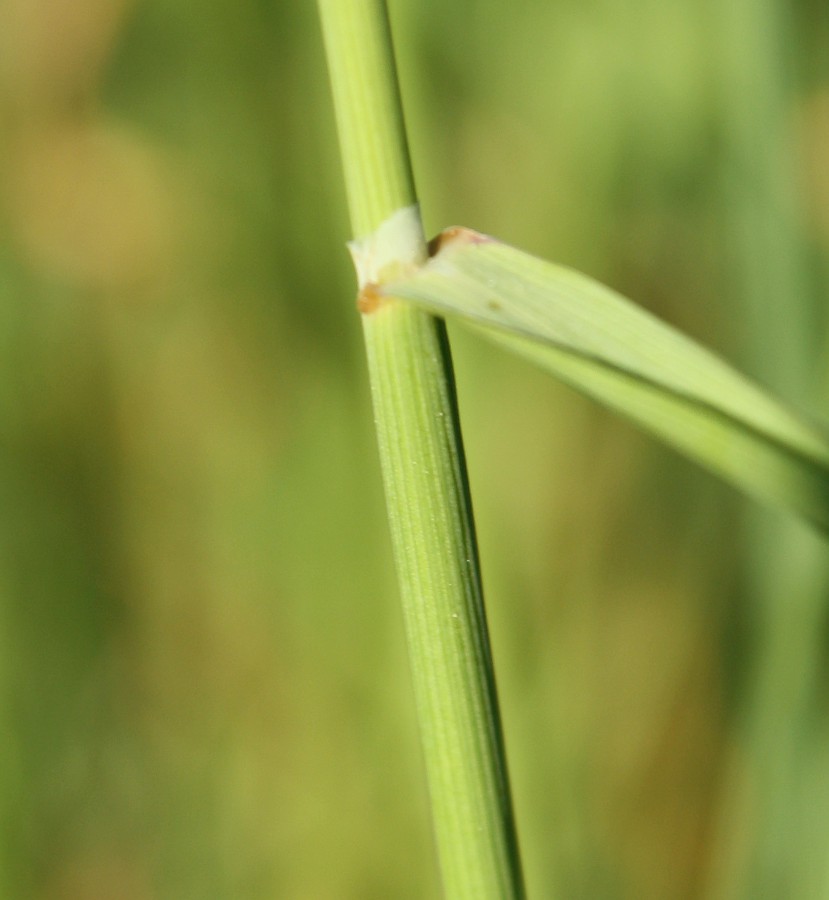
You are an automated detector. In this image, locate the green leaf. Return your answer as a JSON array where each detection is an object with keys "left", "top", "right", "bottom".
[{"left": 377, "top": 228, "right": 829, "bottom": 532}]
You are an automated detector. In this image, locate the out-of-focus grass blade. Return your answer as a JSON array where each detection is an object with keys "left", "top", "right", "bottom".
[{"left": 376, "top": 228, "right": 829, "bottom": 533}]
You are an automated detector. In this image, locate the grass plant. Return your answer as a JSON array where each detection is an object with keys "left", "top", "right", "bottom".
[{"left": 318, "top": 1, "right": 829, "bottom": 897}]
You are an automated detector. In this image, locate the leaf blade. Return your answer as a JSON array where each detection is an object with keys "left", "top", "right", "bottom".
[{"left": 381, "top": 229, "right": 829, "bottom": 532}]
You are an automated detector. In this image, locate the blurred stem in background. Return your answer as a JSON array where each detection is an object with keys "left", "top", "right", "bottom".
[
  {"left": 316, "top": 1, "right": 524, "bottom": 896},
  {"left": 706, "top": 0, "right": 829, "bottom": 896}
]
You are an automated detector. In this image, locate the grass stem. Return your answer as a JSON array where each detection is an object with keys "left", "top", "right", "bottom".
[{"left": 316, "top": 1, "right": 525, "bottom": 895}]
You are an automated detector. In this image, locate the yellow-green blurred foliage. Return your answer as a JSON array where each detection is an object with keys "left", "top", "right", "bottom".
[{"left": 1, "top": 1, "right": 828, "bottom": 898}]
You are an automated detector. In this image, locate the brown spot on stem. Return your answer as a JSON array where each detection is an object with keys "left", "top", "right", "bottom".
[
  {"left": 357, "top": 281, "right": 386, "bottom": 315},
  {"left": 428, "top": 226, "right": 494, "bottom": 258}
]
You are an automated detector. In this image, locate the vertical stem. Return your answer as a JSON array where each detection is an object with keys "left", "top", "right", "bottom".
[
  {"left": 317, "top": 0, "right": 421, "bottom": 238},
  {"left": 316, "top": 1, "right": 524, "bottom": 897}
]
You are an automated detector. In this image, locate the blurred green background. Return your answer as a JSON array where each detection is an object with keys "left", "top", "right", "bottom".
[{"left": 1, "top": 0, "right": 828, "bottom": 897}]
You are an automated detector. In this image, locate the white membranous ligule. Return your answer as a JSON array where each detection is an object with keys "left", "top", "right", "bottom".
[{"left": 347, "top": 202, "right": 425, "bottom": 289}]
